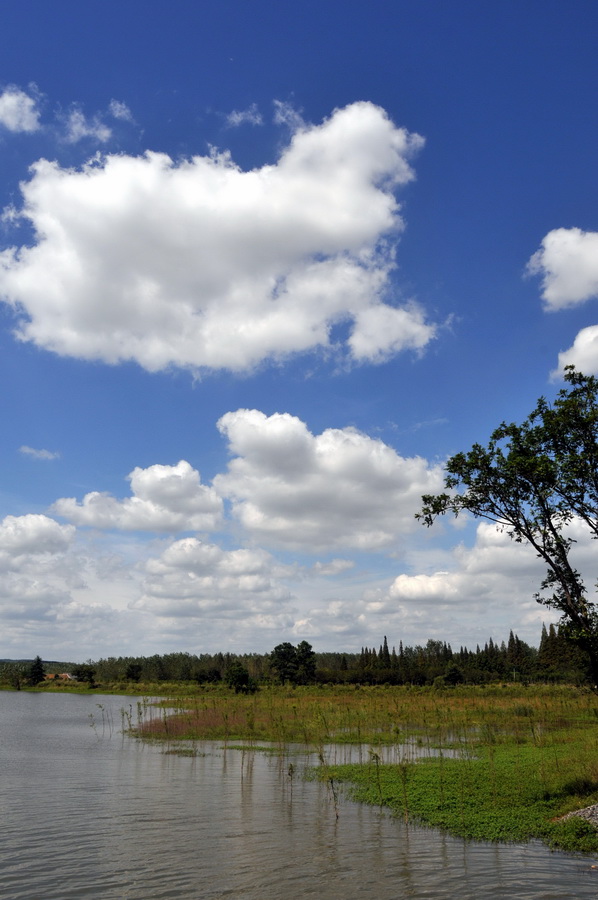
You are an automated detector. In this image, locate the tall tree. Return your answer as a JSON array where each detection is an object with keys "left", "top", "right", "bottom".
[
  {"left": 418, "top": 367, "right": 598, "bottom": 686},
  {"left": 295, "top": 641, "right": 316, "bottom": 684},
  {"left": 270, "top": 641, "right": 316, "bottom": 685},
  {"left": 27, "top": 655, "right": 45, "bottom": 686},
  {"left": 380, "top": 635, "right": 391, "bottom": 668},
  {"left": 270, "top": 642, "right": 299, "bottom": 684}
]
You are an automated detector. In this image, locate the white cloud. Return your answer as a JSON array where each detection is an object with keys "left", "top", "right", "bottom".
[
  {"left": 108, "top": 99, "right": 133, "bottom": 122},
  {"left": 272, "top": 100, "right": 305, "bottom": 130},
  {"left": 389, "top": 571, "right": 460, "bottom": 602},
  {"left": 0, "top": 86, "right": 40, "bottom": 133},
  {"left": 554, "top": 324, "right": 598, "bottom": 376},
  {"left": 407, "top": 521, "right": 550, "bottom": 599},
  {"left": 19, "top": 445, "right": 60, "bottom": 460},
  {"left": 52, "top": 460, "right": 222, "bottom": 532},
  {"left": 226, "top": 103, "right": 263, "bottom": 127},
  {"left": 133, "top": 537, "right": 292, "bottom": 618},
  {"left": 215, "top": 408, "right": 445, "bottom": 551},
  {"left": 527, "top": 227, "right": 598, "bottom": 375},
  {"left": 63, "top": 108, "right": 112, "bottom": 143},
  {"left": 378, "top": 519, "right": 598, "bottom": 645},
  {"left": 8, "top": 419, "right": 582, "bottom": 654},
  {"left": 0, "top": 514, "right": 78, "bottom": 626},
  {"left": 527, "top": 227, "right": 598, "bottom": 311},
  {"left": 348, "top": 301, "right": 435, "bottom": 362},
  {"left": 0, "top": 102, "right": 434, "bottom": 373},
  {"left": 0, "top": 514, "right": 74, "bottom": 558}
]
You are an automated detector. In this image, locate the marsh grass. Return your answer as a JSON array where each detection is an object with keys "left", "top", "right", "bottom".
[
  {"left": 131, "top": 683, "right": 598, "bottom": 853},
  {"left": 134, "top": 683, "right": 597, "bottom": 744}
]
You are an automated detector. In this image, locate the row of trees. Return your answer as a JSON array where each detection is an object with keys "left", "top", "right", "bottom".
[
  {"left": 6, "top": 624, "right": 588, "bottom": 690},
  {"left": 326, "top": 625, "right": 587, "bottom": 686}
]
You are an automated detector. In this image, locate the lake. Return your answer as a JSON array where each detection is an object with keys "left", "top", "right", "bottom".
[{"left": 1, "top": 691, "right": 596, "bottom": 899}]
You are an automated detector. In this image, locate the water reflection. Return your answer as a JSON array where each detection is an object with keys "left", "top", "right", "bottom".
[{"left": 1, "top": 691, "right": 596, "bottom": 899}]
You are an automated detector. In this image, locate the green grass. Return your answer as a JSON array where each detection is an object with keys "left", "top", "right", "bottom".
[{"left": 317, "top": 732, "right": 598, "bottom": 853}]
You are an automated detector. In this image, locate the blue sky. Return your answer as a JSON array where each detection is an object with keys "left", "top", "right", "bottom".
[{"left": 1, "top": 0, "right": 598, "bottom": 661}]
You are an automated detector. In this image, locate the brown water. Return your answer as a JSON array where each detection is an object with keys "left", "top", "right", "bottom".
[{"left": 1, "top": 691, "right": 596, "bottom": 899}]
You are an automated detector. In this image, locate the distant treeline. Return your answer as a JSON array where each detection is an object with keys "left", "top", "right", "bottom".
[{"left": 70, "top": 623, "right": 591, "bottom": 687}]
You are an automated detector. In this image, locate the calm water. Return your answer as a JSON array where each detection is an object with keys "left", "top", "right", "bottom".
[{"left": 1, "top": 691, "right": 597, "bottom": 899}]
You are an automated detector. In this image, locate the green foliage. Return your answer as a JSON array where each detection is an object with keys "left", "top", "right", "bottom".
[
  {"left": 0, "top": 662, "right": 27, "bottom": 690},
  {"left": 444, "top": 662, "right": 465, "bottom": 685},
  {"left": 27, "top": 655, "right": 45, "bottom": 686},
  {"left": 269, "top": 642, "right": 298, "bottom": 684},
  {"left": 270, "top": 641, "right": 316, "bottom": 685},
  {"left": 419, "top": 367, "right": 598, "bottom": 685},
  {"left": 72, "top": 663, "right": 96, "bottom": 686},
  {"left": 125, "top": 662, "right": 142, "bottom": 682},
  {"left": 224, "top": 661, "right": 258, "bottom": 694}
]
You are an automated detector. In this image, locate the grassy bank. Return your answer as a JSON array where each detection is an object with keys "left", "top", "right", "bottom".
[{"left": 132, "top": 683, "right": 598, "bottom": 854}]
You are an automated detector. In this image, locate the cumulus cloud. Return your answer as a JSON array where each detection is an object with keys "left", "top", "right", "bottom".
[
  {"left": 527, "top": 227, "right": 598, "bottom": 375},
  {"left": 554, "top": 324, "right": 598, "bottom": 375},
  {"left": 527, "top": 228, "right": 598, "bottom": 311},
  {"left": 390, "top": 522, "right": 552, "bottom": 607},
  {"left": 225, "top": 103, "right": 263, "bottom": 127},
  {"left": 348, "top": 301, "right": 434, "bottom": 362},
  {"left": 0, "top": 514, "right": 77, "bottom": 624},
  {"left": 133, "top": 537, "right": 292, "bottom": 618},
  {"left": 19, "top": 445, "right": 60, "bottom": 460},
  {"left": 52, "top": 460, "right": 222, "bottom": 532},
  {"left": 255, "top": 524, "right": 544, "bottom": 650},
  {"left": 0, "top": 86, "right": 40, "bottom": 133},
  {"left": 215, "top": 409, "right": 445, "bottom": 551},
  {"left": 0, "top": 102, "right": 435, "bottom": 373},
  {"left": 0, "top": 513, "right": 74, "bottom": 559}
]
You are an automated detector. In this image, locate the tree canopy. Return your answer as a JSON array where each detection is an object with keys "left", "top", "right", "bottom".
[
  {"left": 224, "top": 660, "right": 258, "bottom": 693},
  {"left": 270, "top": 641, "right": 316, "bottom": 685},
  {"left": 418, "top": 367, "right": 598, "bottom": 685}
]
